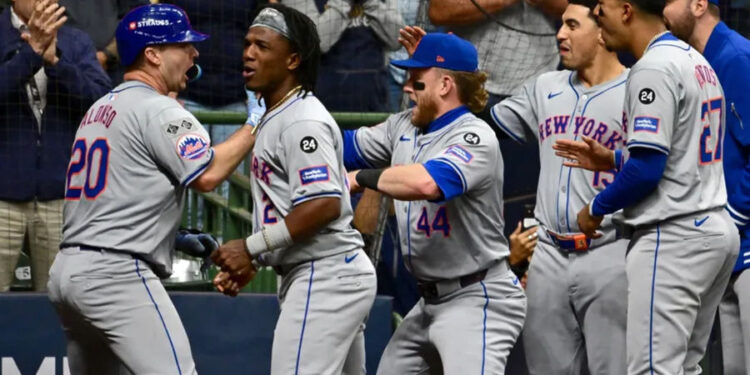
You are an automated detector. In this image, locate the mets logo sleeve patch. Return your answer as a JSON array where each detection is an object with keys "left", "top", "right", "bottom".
[{"left": 144, "top": 109, "right": 214, "bottom": 186}]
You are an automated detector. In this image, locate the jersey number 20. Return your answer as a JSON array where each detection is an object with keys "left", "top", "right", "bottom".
[
  {"left": 65, "top": 138, "right": 110, "bottom": 200},
  {"left": 699, "top": 97, "right": 723, "bottom": 165}
]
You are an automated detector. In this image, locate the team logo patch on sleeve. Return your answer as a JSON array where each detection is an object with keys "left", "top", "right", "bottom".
[
  {"left": 177, "top": 133, "right": 210, "bottom": 160},
  {"left": 166, "top": 124, "right": 179, "bottom": 134},
  {"left": 633, "top": 117, "right": 660, "bottom": 133},
  {"left": 299, "top": 166, "right": 330, "bottom": 185},
  {"left": 445, "top": 145, "right": 473, "bottom": 163},
  {"left": 181, "top": 120, "right": 193, "bottom": 129}
]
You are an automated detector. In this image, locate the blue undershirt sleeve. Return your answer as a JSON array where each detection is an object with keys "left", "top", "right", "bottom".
[
  {"left": 591, "top": 148, "right": 667, "bottom": 217},
  {"left": 342, "top": 129, "right": 371, "bottom": 170}
]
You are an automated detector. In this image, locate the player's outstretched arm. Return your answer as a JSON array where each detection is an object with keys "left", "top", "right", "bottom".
[
  {"left": 553, "top": 136, "right": 616, "bottom": 172},
  {"left": 190, "top": 125, "right": 255, "bottom": 192},
  {"left": 351, "top": 165, "right": 442, "bottom": 201}
]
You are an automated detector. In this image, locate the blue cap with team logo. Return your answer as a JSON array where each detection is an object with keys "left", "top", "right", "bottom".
[{"left": 391, "top": 33, "right": 478, "bottom": 72}]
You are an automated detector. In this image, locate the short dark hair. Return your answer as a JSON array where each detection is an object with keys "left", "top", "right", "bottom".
[
  {"left": 568, "top": 0, "right": 599, "bottom": 17},
  {"left": 627, "top": 0, "right": 666, "bottom": 17},
  {"left": 252, "top": 4, "right": 321, "bottom": 96}
]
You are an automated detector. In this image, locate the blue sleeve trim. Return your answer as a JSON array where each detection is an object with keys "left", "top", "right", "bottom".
[
  {"left": 181, "top": 149, "right": 215, "bottom": 186},
  {"left": 434, "top": 157, "right": 468, "bottom": 190},
  {"left": 423, "top": 159, "right": 465, "bottom": 201},
  {"left": 343, "top": 130, "right": 374, "bottom": 170},
  {"left": 626, "top": 141, "right": 669, "bottom": 155},
  {"left": 490, "top": 106, "right": 525, "bottom": 143},
  {"left": 591, "top": 148, "right": 667, "bottom": 216},
  {"left": 614, "top": 149, "right": 624, "bottom": 173},
  {"left": 292, "top": 191, "right": 342, "bottom": 205}
]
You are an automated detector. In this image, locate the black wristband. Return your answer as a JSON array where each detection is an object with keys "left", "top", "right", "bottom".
[
  {"left": 356, "top": 168, "right": 384, "bottom": 191},
  {"left": 509, "top": 260, "right": 529, "bottom": 279}
]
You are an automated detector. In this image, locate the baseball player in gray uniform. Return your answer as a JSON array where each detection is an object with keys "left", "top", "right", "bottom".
[
  {"left": 555, "top": 0, "right": 739, "bottom": 373},
  {"left": 343, "top": 32, "right": 526, "bottom": 374},
  {"left": 209, "top": 5, "right": 377, "bottom": 375},
  {"left": 46, "top": 4, "right": 257, "bottom": 374},
  {"left": 490, "top": 1, "right": 629, "bottom": 374}
]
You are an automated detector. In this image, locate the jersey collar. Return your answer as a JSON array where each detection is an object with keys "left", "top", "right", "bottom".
[
  {"left": 423, "top": 105, "right": 470, "bottom": 134},
  {"left": 646, "top": 31, "right": 680, "bottom": 51}
]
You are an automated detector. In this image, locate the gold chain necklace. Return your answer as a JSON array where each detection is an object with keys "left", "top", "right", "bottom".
[{"left": 251, "top": 85, "right": 303, "bottom": 136}]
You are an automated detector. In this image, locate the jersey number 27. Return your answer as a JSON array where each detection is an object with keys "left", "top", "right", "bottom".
[
  {"left": 65, "top": 138, "right": 110, "bottom": 200},
  {"left": 699, "top": 97, "right": 723, "bottom": 165}
]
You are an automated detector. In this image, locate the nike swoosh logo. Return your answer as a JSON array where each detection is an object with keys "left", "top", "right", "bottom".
[
  {"left": 695, "top": 216, "right": 709, "bottom": 227},
  {"left": 399, "top": 135, "right": 411, "bottom": 142},
  {"left": 512, "top": 276, "right": 519, "bottom": 285},
  {"left": 345, "top": 253, "right": 359, "bottom": 263},
  {"left": 547, "top": 91, "right": 563, "bottom": 99}
]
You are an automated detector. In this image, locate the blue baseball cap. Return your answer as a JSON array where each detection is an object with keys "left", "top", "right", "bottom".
[
  {"left": 708, "top": 0, "right": 718, "bottom": 4},
  {"left": 391, "top": 33, "right": 478, "bottom": 72}
]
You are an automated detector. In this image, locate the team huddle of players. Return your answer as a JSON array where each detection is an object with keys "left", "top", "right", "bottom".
[{"left": 42, "top": 0, "right": 750, "bottom": 374}]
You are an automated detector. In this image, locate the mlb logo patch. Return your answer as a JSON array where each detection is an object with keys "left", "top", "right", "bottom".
[
  {"left": 445, "top": 145, "right": 473, "bottom": 163},
  {"left": 299, "top": 166, "right": 330, "bottom": 185},
  {"left": 176, "top": 133, "right": 209, "bottom": 160},
  {"left": 633, "top": 116, "right": 660, "bottom": 133}
]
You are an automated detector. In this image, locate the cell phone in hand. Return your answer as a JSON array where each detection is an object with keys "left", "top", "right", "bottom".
[{"left": 522, "top": 203, "right": 539, "bottom": 231}]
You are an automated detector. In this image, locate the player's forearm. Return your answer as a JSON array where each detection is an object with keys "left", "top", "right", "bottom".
[
  {"left": 429, "top": 0, "right": 520, "bottom": 25},
  {"left": 590, "top": 148, "right": 666, "bottom": 217},
  {"left": 364, "top": 164, "right": 442, "bottom": 201},
  {"left": 191, "top": 125, "right": 255, "bottom": 192},
  {"left": 285, "top": 197, "right": 342, "bottom": 242}
]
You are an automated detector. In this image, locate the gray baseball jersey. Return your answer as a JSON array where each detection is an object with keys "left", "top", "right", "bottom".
[
  {"left": 250, "top": 92, "right": 376, "bottom": 375},
  {"left": 617, "top": 32, "right": 739, "bottom": 375},
  {"left": 250, "top": 93, "right": 363, "bottom": 267},
  {"left": 491, "top": 69, "right": 630, "bottom": 375},
  {"left": 349, "top": 108, "right": 508, "bottom": 281},
  {"left": 491, "top": 69, "right": 629, "bottom": 243},
  {"left": 61, "top": 81, "right": 214, "bottom": 277},
  {"left": 621, "top": 33, "right": 727, "bottom": 226},
  {"left": 347, "top": 107, "right": 525, "bottom": 374},
  {"left": 49, "top": 80, "right": 208, "bottom": 374}
]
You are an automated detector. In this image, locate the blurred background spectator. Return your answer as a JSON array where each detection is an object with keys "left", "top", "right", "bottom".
[
  {"left": 722, "top": 0, "right": 749, "bottom": 37},
  {"left": 59, "top": 0, "right": 150, "bottom": 84},
  {"left": 386, "top": 0, "right": 440, "bottom": 112},
  {"left": 0, "top": 0, "right": 111, "bottom": 291},
  {"left": 285, "top": 0, "right": 403, "bottom": 112}
]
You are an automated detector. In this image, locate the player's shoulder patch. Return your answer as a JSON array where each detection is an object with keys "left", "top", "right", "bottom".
[
  {"left": 300, "top": 136, "right": 318, "bottom": 153},
  {"left": 633, "top": 116, "right": 660, "bottom": 133},
  {"left": 176, "top": 133, "right": 210, "bottom": 160},
  {"left": 299, "top": 165, "right": 330, "bottom": 185},
  {"left": 445, "top": 144, "right": 473, "bottom": 163},
  {"left": 463, "top": 132, "right": 480, "bottom": 145},
  {"left": 638, "top": 88, "right": 656, "bottom": 104}
]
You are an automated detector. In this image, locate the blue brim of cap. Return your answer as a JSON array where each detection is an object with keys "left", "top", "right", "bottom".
[
  {"left": 182, "top": 29, "right": 210, "bottom": 42},
  {"left": 390, "top": 58, "right": 432, "bottom": 70}
]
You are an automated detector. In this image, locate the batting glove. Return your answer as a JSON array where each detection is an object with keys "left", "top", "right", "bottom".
[{"left": 174, "top": 229, "right": 219, "bottom": 258}]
